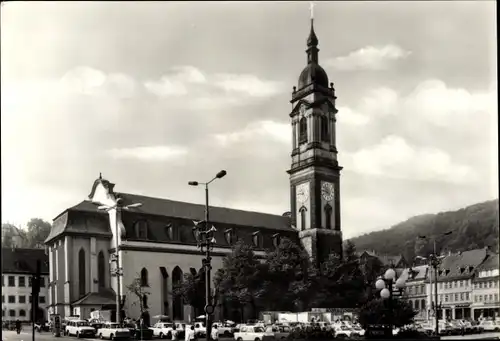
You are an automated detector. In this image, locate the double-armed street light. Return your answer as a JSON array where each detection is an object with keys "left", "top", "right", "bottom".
[
  {"left": 416, "top": 231, "right": 452, "bottom": 337},
  {"left": 98, "top": 200, "right": 143, "bottom": 325},
  {"left": 375, "top": 268, "right": 408, "bottom": 337},
  {"left": 189, "top": 170, "right": 227, "bottom": 341}
]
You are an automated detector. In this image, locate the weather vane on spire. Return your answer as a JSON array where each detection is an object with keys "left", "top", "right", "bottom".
[{"left": 309, "top": 1, "right": 315, "bottom": 20}]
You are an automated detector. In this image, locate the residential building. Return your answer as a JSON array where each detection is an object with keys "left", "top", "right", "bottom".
[
  {"left": 358, "top": 250, "right": 409, "bottom": 269},
  {"left": 1, "top": 248, "right": 50, "bottom": 321},
  {"left": 45, "top": 19, "right": 345, "bottom": 322},
  {"left": 471, "top": 252, "right": 499, "bottom": 319},
  {"left": 426, "top": 248, "right": 490, "bottom": 320},
  {"left": 400, "top": 265, "right": 429, "bottom": 321}
]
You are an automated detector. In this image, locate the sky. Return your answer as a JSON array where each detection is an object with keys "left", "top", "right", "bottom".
[{"left": 1, "top": 1, "right": 497, "bottom": 239}]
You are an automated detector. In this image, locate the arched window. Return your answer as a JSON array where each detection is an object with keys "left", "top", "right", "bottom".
[
  {"left": 299, "top": 206, "right": 307, "bottom": 231},
  {"left": 135, "top": 220, "right": 149, "bottom": 239},
  {"left": 98, "top": 251, "right": 105, "bottom": 288},
  {"left": 415, "top": 300, "right": 420, "bottom": 310},
  {"left": 78, "top": 248, "right": 86, "bottom": 297},
  {"left": 421, "top": 299, "right": 426, "bottom": 310},
  {"left": 252, "top": 231, "right": 263, "bottom": 248},
  {"left": 172, "top": 267, "right": 183, "bottom": 321},
  {"left": 142, "top": 294, "right": 149, "bottom": 309},
  {"left": 140, "top": 268, "right": 149, "bottom": 287},
  {"left": 19, "top": 309, "right": 26, "bottom": 317},
  {"left": 324, "top": 204, "right": 332, "bottom": 229},
  {"left": 320, "top": 116, "right": 329, "bottom": 142},
  {"left": 299, "top": 117, "right": 307, "bottom": 144}
]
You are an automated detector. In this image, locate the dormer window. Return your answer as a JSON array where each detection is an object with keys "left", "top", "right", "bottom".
[
  {"left": 272, "top": 233, "right": 281, "bottom": 248},
  {"left": 252, "top": 231, "right": 263, "bottom": 248},
  {"left": 468, "top": 266, "right": 474, "bottom": 273},
  {"left": 299, "top": 117, "right": 307, "bottom": 144},
  {"left": 224, "top": 229, "right": 236, "bottom": 245},
  {"left": 135, "top": 220, "right": 149, "bottom": 239},
  {"left": 166, "top": 223, "right": 174, "bottom": 240},
  {"left": 460, "top": 267, "right": 465, "bottom": 274}
]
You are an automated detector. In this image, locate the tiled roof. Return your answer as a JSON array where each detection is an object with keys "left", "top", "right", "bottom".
[
  {"left": 46, "top": 193, "right": 294, "bottom": 244},
  {"left": 476, "top": 252, "right": 499, "bottom": 271},
  {"left": 430, "top": 248, "right": 489, "bottom": 282},
  {"left": 399, "top": 265, "right": 428, "bottom": 282},
  {"left": 1, "top": 248, "right": 49, "bottom": 274}
]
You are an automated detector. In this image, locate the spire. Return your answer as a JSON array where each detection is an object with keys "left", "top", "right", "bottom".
[{"left": 306, "top": 2, "right": 319, "bottom": 64}]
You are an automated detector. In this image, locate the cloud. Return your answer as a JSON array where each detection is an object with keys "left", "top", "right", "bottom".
[
  {"left": 337, "top": 107, "right": 370, "bottom": 126},
  {"left": 143, "top": 66, "right": 285, "bottom": 102},
  {"left": 327, "top": 44, "right": 412, "bottom": 71},
  {"left": 106, "top": 146, "right": 188, "bottom": 161},
  {"left": 343, "top": 135, "right": 476, "bottom": 183},
  {"left": 60, "top": 66, "right": 137, "bottom": 98},
  {"left": 214, "top": 120, "right": 289, "bottom": 146},
  {"left": 213, "top": 74, "right": 284, "bottom": 97}
]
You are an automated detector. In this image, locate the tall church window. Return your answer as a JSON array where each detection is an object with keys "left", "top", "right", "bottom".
[
  {"left": 172, "top": 267, "right": 184, "bottom": 320},
  {"left": 98, "top": 251, "right": 105, "bottom": 288},
  {"left": 299, "top": 117, "right": 307, "bottom": 144},
  {"left": 140, "top": 268, "right": 149, "bottom": 287},
  {"left": 320, "top": 116, "right": 329, "bottom": 142},
  {"left": 299, "top": 206, "right": 307, "bottom": 231},
  {"left": 78, "top": 248, "right": 86, "bottom": 298},
  {"left": 324, "top": 204, "right": 332, "bottom": 229},
  {"left": 142, "top": 294, "right": 149, "bottom": 309}
]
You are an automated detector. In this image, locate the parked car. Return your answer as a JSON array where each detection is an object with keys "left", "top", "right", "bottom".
[
  {"left": 150, "top": 322, "right": 175, "bottom": 339},
  {"left": 212, "top": 322, "right": 234, "bottom": 338},
  {"left": 274, "top": 325, "right": 291, "bottom": 339},
  {"left": 234, "top": 325, "right": 274, "bottom": 341},
  {"left": 480, "top": 320, "right": 500, "bottom": 332},
  {"left": 65, "top": 320, "right": 97, "bottom": 338},
  {"left": 96, "top": 322, "right": 130, "bottom": 340}
]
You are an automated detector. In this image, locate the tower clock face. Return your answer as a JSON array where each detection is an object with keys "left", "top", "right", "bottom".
[
  {"left": 321, "top": 181, "right": 335, "bottom": 201},
  {"left": 296, "top": 182, "right": 310, "bottom": 204}
]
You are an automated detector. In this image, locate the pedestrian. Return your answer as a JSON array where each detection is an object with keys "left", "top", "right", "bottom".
[
  {"left": 15, "top": 319, "right": 21, "bottom": 334},
  {"left": 172, "top": 325, "right": 178, "bottom": 341},
  {"left": 211, "top": 325, "right": 219, "bottom": 341}
]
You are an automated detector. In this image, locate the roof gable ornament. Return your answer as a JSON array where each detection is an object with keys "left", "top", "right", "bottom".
[{"left": 88, "top": 173, "right": 118, "bottom": 207}]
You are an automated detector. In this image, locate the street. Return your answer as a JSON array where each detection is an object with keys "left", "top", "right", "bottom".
[{"left": 3, "top": 330, "right": 500, "bottom": 341}]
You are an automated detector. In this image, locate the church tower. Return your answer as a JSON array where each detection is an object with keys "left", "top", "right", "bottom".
[{"left": 287, "top": 18, "right": 343, "bottom": 264}]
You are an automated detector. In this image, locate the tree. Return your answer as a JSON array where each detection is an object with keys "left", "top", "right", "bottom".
[
  {"left": 311, "top": 242, "right": 365, "bottom": 309},
  {"left": 213, "top": 240, "right": 264, "bottom": 320},
  {"left": 261, "top": 237, "right": 315, "bottom": 311},
  {"left": 359, "top": 255, "right": 385, "bottom": 302},
  {"left": 172, "top": 269, "right": 206, "bottom": 316},
  {"left": 1, "top": 218, "right": 51, "bottom": 249},
  {"left": 358, "top": 297, "right": 417, "bottom": 329},
  {"left": 126, "top": 274, "right": 151, "bottom": 325},
  {"left": 25, "top": 218, "right": 51, "bottom": 247}
]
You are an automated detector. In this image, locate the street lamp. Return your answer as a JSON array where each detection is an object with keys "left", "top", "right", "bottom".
[
  {"left": 375, "top": 268, "right": 407, "bottom": 337},
  {"left": 98, "top": 199, "right": 143, "bottom": 325},
  {"left": 189, "top": 169, "right": 227, "bottom": 341},
  {"left": 417, "top": 231, "right": 452, "bottom": 337}
]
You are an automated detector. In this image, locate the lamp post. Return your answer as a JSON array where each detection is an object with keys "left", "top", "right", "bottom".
[
  {"left": 98, "top": 200, "right": 143, "bottom": 325},
  {"left": 375, "top": 268, "right": 407, "bottom": 337},
  {"left": 189, "top": 169, "right": 226, "bottom": 341},
  {"left": 417, "top": 231, "right": 452, "bottom": 337}
]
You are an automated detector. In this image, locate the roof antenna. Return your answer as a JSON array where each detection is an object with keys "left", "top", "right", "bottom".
[{"left": 99, "top": 172, "right": 102, "bottom": 180}]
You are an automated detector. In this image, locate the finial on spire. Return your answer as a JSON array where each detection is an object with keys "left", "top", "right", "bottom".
[
  {"left": 99, "top": 172, "right": 102, "bottom": 180},
  {"left": 309, "top": 1, "right": 315, "bottom": 20}
]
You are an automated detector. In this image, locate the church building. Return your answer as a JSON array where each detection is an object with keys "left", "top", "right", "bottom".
[{"left": 44, "top": 19, "right": 343, "bottom": 322}]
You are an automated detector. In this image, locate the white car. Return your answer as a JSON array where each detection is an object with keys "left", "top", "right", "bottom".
[
  {"left": 334, "top": 325, "right": 360, "bottom": 338},
  {"left": 479, "top": 320, "right": 500, "bottom": 332},
  {"left": 212, "top": 322, "right": 234, "bottom": 338},
  {"left": 97, "top": 322, "right": 130, "bottom": 340},
  {"left": 150, "top": 322, "right": 175, "bottom": 339},
  {"left": 234, "top": 325, "right": 274, "bottom": 341},
  {"left": 65, "top": 320, "right": 97, "bottom": 338}
]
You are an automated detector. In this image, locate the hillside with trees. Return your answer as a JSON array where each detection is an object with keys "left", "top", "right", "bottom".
[{"left": 349, "top": 199, "right": 499, "bottom": 261}]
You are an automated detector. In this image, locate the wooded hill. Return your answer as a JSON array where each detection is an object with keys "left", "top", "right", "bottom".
[{"left": 349, "top": 199, "right": 499, "bottom": 261}]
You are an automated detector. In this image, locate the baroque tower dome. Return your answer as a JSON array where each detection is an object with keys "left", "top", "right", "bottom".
[{"left": 297, "top": 19, "right": 329, "bottom": 90}]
